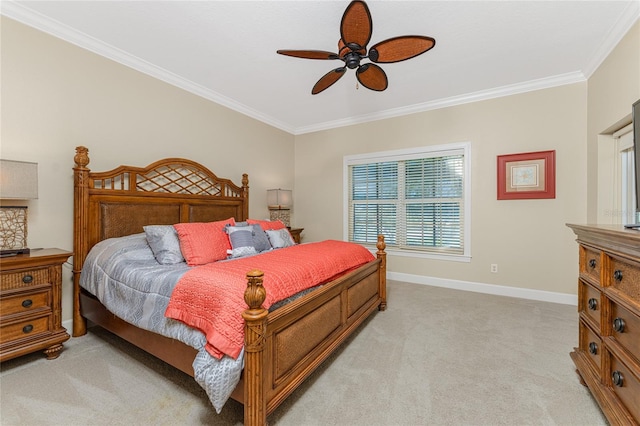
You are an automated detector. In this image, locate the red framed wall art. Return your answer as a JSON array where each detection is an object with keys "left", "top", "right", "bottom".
[{"left": 497, "top": 150, "right": 556, "bottom": 200}]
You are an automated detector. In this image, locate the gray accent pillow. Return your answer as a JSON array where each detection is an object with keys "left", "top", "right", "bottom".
[
  {"left": 266, "top": 228, "right": 295, "bottom": 249},
  {"left": 226, "top": 226, "right": 258, "bottom": 258},
  {"left": 250, "top": 224, "right": 272, "bottom": 252},
  {"left": 143, "top": 225, "right": 185, "bottom": 264}
]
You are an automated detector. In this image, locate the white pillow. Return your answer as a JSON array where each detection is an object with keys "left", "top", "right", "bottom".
[{"left": 265, "top": 228, "right": 295, "bottom": 249}]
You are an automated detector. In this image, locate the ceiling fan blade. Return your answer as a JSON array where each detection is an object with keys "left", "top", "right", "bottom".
[
  {"left": 312, "top": 67, "right": 347, "bottom": 95},
  {"left": 369, "top": 36, "right": 436, "bottom": 63},
  {"left": 356, "top": 63, "right": 388, "bottom": 91},
  {"left": 340, "top": 1, "right": 372, "bottom": 50},
  {"left": 277, "top": 50, "right": 340, "bottom": 60}
]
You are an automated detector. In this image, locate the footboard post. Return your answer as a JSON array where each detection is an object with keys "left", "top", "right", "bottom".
[
  {"left": 242, "top": 270, "right": 269, "bottom": 426},
  {"left": 376, "top": 235, "right": 387, "bottom": 311}
]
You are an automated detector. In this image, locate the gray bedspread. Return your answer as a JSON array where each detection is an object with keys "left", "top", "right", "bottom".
[{"left": 80, "top": 233, "right": 243, "bottom": 413}]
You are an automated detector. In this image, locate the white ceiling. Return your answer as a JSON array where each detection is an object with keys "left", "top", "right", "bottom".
[{"left": 2, "top": 1, "right": 639, "bottom": 135}]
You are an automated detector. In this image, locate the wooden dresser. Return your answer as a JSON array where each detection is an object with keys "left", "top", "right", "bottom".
[
  {"left": 0, "top": 249, "right": 72, "bottom": 361},
  {"left": 567, "top": 224, "right": 640, "bottom": 425}
]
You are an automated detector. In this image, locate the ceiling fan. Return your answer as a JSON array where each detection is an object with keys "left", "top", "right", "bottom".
[{"left": 277, "top": 0, "right": 436, "bottom": 95}]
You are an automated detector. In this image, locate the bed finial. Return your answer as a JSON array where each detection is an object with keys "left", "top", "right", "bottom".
[
  {"left": 74, "top": 146, "right": 90, "bottom": 169},
  {"left": 376, "top": 234, "right": 386, "bottom": 253},
  {"left": 244, "top": 269, "right": 266, "bottom": 311}
]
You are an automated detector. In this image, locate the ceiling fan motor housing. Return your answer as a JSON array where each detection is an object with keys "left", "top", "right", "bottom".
[{"left": 345, "top": 51, "right": 362, "bottom": 69}]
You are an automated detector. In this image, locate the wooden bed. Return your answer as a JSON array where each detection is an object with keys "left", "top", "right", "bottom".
[{"left": 71, "top": 146, "right": 387, "bottom": 425}]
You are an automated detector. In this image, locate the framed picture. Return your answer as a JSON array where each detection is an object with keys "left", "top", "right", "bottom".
[{"left": 497, "top": 150, "right": 555, "bottom": 200}]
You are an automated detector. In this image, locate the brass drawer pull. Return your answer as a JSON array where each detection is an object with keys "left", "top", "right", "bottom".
[
  {"left": 588, "top": 298, "right": 598, "bottom": 311},
  {"left": 588, "top": 259, "right": 596, "bottom": 269},
  {"left": 22, "top": 324, "right": 34, "bottom": 334},
  {"left": 613, "top": 317, "right": 626, "bottom": 333},
  {"left": 21, "top": 299, "right": 33, "bottom": 308},
  {"left": 21, "top": 274, "right": 33, "bottom": 284},
  {"left": 612, "top": 370, "right": 624, "bottom": 387},
  {"left": 613, "top": 270, "right": 623, "bottom": 282},
  {"left": 588, "top": 342, "right": 598, "bottom": 355}
]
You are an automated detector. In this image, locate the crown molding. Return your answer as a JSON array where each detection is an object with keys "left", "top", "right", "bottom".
[
  {"left": 294, "top": 71, "right": 586, "bottom": 135},
  {"left": 582, "top": 2, "right": 640, "bottom": 79},
  {"left": 3, "top": 0, "right": 636, "bottom": 137}
]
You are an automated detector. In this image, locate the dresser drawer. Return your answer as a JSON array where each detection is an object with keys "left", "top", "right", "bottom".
[
  {"left": 0, "top": 315, "right": 50, "bottom": 345},
  {"left": 0, "top": 289, "right": 51, "bottom": 318},
  {"left": 609, "top": 256, "right": 640, "bottom": 302},
  {"left": 610, "top": 302, "right": 640, "bottom": 362},
  {"left": 579, "top": 279, "right": 601, "bottom": 329},
  {"left": 579, "top": 320, "right": 601, "bottom": 375},
  {"left": 1, "top": 267, "right": 51, "bottom": 291},
  {"left": 609, "top": 355, "right": 640, "bottom": 421},
  {"left": 581, "top": 246, "right": 601, "bottom": 285}
]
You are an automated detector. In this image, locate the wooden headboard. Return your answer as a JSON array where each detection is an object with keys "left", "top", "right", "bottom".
[{"left": 71, "top": 145, "right": 249, "bottom": 335}]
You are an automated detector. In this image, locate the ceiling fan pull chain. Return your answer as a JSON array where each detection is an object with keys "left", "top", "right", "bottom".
[{"left": 356, "top": 80, "right": 359, "bottom": 90}]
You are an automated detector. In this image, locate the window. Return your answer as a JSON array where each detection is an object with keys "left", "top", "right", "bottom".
[
  {"left": 617, "top": 124, "right": 635, "bottom": 224},
  {"left": 344, "top": 142, "right": 471, "bottom": 261}
]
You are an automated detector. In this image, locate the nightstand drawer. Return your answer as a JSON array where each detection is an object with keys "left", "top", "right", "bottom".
[
  {"left": 0, "top": 290, "right": 51, "bottom": 318},
  {"left": 0, "top": 315, "right": 50, "bottom": 345},
  {"left": 1, "top": 267, "right": 51, "bottom": 291}
]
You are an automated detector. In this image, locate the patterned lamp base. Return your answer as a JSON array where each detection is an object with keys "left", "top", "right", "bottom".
[
  {"left": 269, "top": 209, "right": 291, "bottom": 227},
  {"left": 0, "top": 207, "right": 30, "bottom": 256}
]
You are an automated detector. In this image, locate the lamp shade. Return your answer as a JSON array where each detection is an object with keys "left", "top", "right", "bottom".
[
  {"left": 267, "top": 188, "right": 292, "bottom": 209},
  {"left": 0, "top": 160, "right": 38, "bottom": 200}
]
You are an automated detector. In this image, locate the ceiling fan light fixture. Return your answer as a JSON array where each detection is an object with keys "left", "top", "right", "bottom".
[{"left": 277, "top": 0, "right": 435, "bottom": 95}]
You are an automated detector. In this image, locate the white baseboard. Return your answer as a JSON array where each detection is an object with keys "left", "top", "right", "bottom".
[
  {"left": 388, "top": 272, "right": 578, "bottom": 306},
  {"left": 62, "top": 319, "right": 73, "bottom": 334}
]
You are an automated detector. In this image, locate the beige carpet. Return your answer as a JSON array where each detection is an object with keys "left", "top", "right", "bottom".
[{"left": 0, "top": 281, "right": 607, "bottom": 425}]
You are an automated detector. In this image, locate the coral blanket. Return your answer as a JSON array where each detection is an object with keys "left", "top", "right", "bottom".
[{"left": 165, "top": 240, "right": 375, "bottom": 359}]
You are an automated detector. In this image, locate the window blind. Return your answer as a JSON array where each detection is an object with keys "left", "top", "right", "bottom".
[{"left": 348, "top": 148, "right": 466, "bottom": 255}]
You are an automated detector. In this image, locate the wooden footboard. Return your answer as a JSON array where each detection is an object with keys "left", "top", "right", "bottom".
[{"left": 242, "top": 235, "right": 386, "bottom": 425}]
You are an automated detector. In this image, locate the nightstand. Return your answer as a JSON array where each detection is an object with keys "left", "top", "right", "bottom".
[
  {"left": 288, "top": 228, "right": 304, "bottom": 244},
  {"left": 0, "top": 248, "right": 72, "bottom": 361}
]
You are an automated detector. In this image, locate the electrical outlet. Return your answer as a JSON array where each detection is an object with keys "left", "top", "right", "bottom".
[{"left": 490, "top": 264, "right": 498, "bottom": 273}]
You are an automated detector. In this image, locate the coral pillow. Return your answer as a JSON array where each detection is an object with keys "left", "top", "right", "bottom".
[
  {"left": 174, "top": 218, "right": 235, "bottom": 266},
  {"left": 247, "top": 219, "right": 286, "bottom": 231}
]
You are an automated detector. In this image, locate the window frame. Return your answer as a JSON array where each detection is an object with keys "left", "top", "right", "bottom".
[{"left": 343, "top": 142, "right": 471, "bottom": 262}]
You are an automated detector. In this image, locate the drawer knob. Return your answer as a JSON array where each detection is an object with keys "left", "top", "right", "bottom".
[
  {"left": 22, "top": 324, "right": 34, "bottom": 334},
  {"left": 613, "top": 317, "right": 626, "bottom": 333},
  {"left": 21, "top": 299, "right": 33, "bottom": 308},
  {"left": 588, "top": 259, "right": 596, "bottom": 269},
  {"left": 612, "top": 370, "right": 624, "bottom": 387},
  {"left": 588, "top": 342, "right": 598, "bottom": 355},
  {"left": 613, "top": 270, "right": 623, "bottom": 282},
  {"left": 588, "top": 298, "right": 598, "bottom": 311},
  {"left": 21, "top": 274, "right": 33, "bottom": 284}
]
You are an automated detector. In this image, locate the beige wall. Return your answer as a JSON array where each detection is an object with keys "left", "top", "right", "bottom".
[
  {"left": 295, "top": 85, "right": 588, "bottom": 295},
  {"left": 0, "top": 17, "right": 295, "bottom": 322},
  {"left": 294, "top": 20, "right": 640, "bottom": 297},
  {"left": 587, "top": 21, "right": 640, "bottom": 222},
  {"left": 2, "top": 16, "right": 639, "bottom": 323}
]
